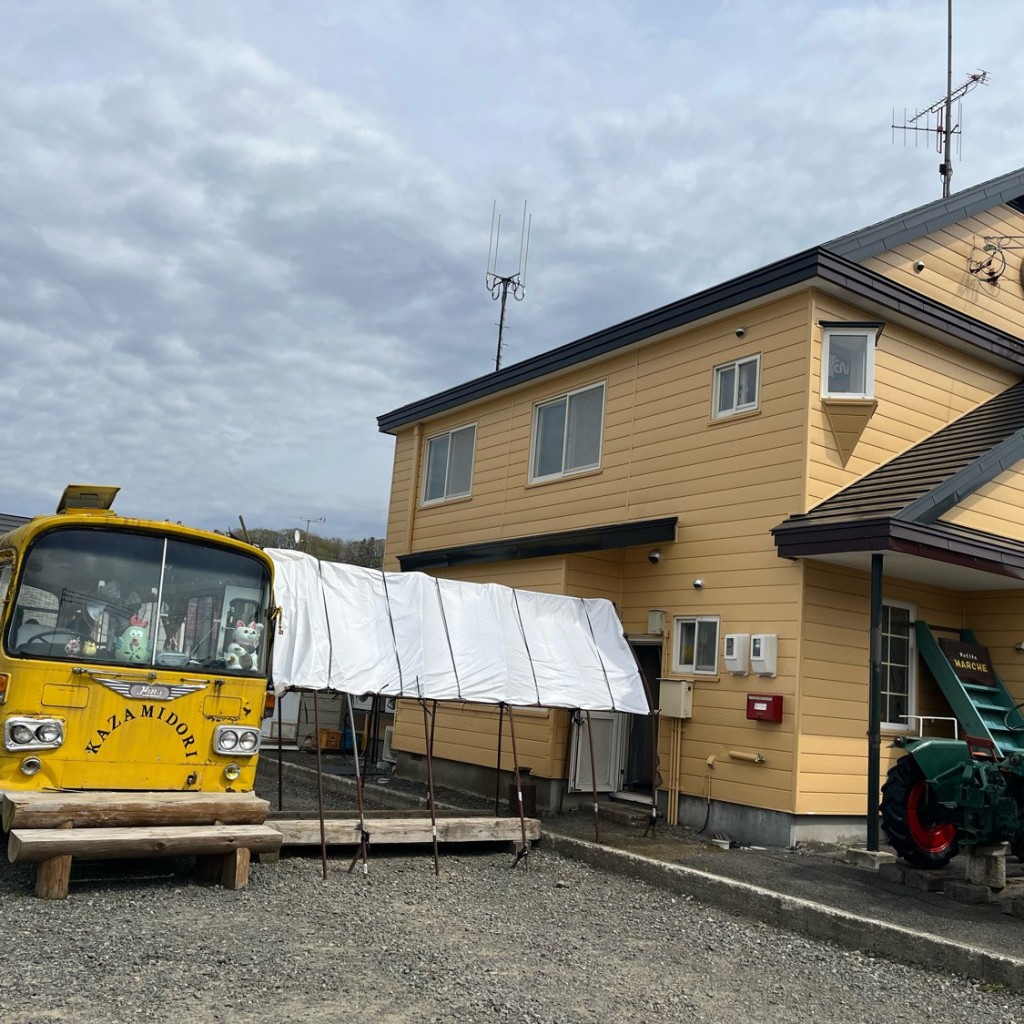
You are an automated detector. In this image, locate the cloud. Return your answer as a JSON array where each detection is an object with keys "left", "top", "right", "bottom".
[{"left": 0, "top": 0, "right": 1022, "bottom": 541}]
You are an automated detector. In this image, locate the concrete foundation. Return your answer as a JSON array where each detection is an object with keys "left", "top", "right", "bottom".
[{"left": 395, "top": 753, "right": 874, "bottom": 849}]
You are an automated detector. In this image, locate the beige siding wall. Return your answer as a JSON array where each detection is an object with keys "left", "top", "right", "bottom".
[
  {"left": 385, "top": 294, "right": 812, "bottom": 561},
  {"left": 940, "top": 460, "right": 1024, "bottom": 543},
  {"left": 962, "top": 591, "right": 1024, "bottom": 699},
  {"left": 860, "top": 205, "right": 1024, "bottom": 339},
  {"left": 797, "top": 564, "right": 965, "bottom": 815},
  {"left": 806, "top": 291, "right": 1016, "bottom": 507}
]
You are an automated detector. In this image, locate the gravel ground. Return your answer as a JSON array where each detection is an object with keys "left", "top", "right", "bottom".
[{"left": 1, "top": 757, "right": 1024, "bottom": 1024}]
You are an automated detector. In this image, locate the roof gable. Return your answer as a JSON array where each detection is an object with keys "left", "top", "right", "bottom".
[{"left": 824, "top": 167, "right": 1024, "bottom": 262}]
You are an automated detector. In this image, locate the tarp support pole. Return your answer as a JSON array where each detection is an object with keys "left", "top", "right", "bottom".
[
  {"left": 507, "top": 706, "right": 530, "bottom": 869},
  {"left": 644, "top": 709, "right": 661, "bottom": 838},
  {"left": 345, "top": 693, "right": 370, "bottom": 877},
  {"left": 420, "top": 699, "right": 441, "bottom": 876},
  {"left": 313, "top": 691, "right": 328, "bottom": 880},
  {"left": 495, "top": 703, "right": 505, "bottom": 816},
  {"left": 277, "top": 689, "right": 284, "bottom": 812},
  {"left": 585, "top": 710, "right": 601, "bottom": 843}
]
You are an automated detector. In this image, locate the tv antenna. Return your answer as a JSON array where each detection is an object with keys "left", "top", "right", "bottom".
[
  {"left": 293, "top": 515, "right": 325, "bottom": 551},
  {"left": 891, "top": 0, "right": 987, "bottom": 198},
  {"left": 486, "top": 200, "right": 531, "bottom": 371}
]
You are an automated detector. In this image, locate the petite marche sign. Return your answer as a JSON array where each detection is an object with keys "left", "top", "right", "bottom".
[{"left": 938, "top": 638, "right": 997, "bottom": 687}]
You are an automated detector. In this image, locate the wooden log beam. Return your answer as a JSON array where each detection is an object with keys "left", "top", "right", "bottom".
[
  {"left": 8, "top": 824, "right": 283, "bottom": 864},
  {"left": 270, "top": 816, "right": 541, "bottom": 847},
  {"left": 1, "top": 791, "right": 270, "bottom": 831}
]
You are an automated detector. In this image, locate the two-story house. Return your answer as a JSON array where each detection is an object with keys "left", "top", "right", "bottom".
[{"left": 376, "top": 167, "right": 1024, "bottom": 847}]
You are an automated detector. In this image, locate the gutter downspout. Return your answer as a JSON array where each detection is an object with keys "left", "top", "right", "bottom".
[
  {"left": 868, "top": 554, "right": 883, "bottom": 851},
  {"left": 403, "top": 424, "right": 423, "bottom": 558}
]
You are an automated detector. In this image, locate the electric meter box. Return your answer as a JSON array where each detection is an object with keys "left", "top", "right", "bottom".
[
  {"left": 750, "top": 633, "right": 778, "bottom": 677},
  {"left": 659, "top": 679, "right": 693, "bottom": 719},
  {"left": 723, "top": 633, "right": 750, "bottom": 675},
  {"left": 746, "top": 693, "right": 783, "bottom": 723}
]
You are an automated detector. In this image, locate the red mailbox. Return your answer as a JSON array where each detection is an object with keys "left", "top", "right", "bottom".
[{"left": 746, "top": 693, "right": 783, "bottom": 723}]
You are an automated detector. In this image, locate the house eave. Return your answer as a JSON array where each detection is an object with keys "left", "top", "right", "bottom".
[{"left": 397, "top": 516, "right": 678, "bottom": 572}]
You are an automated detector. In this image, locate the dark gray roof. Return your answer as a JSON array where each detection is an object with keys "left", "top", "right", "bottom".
[
  {"left": 775, "top": 380, "right": 1024, "bottom": 532},
  {"left": 0, "top": 513, "right": 31, "bottom": 534},
  {"left": 824, "top": 167, "right": 1024, "bottom": 262}
]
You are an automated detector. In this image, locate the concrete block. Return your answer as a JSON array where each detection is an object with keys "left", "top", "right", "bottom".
[
  {"left": 964, "top": 842, "right": 1007, "bottom": 891},
  {"left": 845, "top": 847, "right": 896, "bottom": 869},
  {"left": 901, "top": 869, "right": 949, "bottom": 892},
  {"left": 877, "top": 862, "right": 906, "bottom": 884},
  {"left": 945, "top": 880, "right": 993, "bottom": 904}
]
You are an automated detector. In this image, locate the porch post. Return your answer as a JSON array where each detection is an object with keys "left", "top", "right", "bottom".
[{"left": 867, "top": 554, "right": 883, "bottom": 852}]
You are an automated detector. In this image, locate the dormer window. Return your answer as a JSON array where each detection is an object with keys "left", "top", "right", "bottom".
[{"left": 820, "top": 322, "right": 883, "bottom": 399}]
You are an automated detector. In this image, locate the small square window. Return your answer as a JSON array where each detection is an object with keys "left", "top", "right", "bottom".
[
  {"left": 713, "top": 354, "right": 760, "bottom": 418},
  {"left": 822, "top": 325, "right": 880, "bottom": 399},
  {"left": 530, "top": 382, "right": 605, "bottom": 482},
  {"left": 672, "top": 616, "right": 720, "bottom": 675},
  {"left": 422, "top": 424, "right": 476, "bottom": 504}
]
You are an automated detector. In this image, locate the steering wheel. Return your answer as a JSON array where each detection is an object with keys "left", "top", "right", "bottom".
[
  {"left": 21, "top": 629, "right": 81, "bottom": 651},
  {"left": 1004, "top": 701, "right": 1024, "bottom": 733}
]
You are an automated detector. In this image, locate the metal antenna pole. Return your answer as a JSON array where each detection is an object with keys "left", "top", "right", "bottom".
[
  {"left": 942, "top": 0, "right": 953, "bottom": 197},
  {"left": 889, "top": 0, "right": 988, "bottom": 197},
  {"left": 485, "top": 201, "right": 531, "bottom": 372}
]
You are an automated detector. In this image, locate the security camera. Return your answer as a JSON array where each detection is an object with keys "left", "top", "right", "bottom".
[
  {"left": 913, "top": 260, "right": 926, "bottom": 273},
  {"left": 735, "top": 327, "right": 745, "bottom": 337},
  {"left": 692, "top": 577, "right": 704, "bottom": 590},
  {"left": 648, "top": 549, "right": 661, "bottom": 564}
]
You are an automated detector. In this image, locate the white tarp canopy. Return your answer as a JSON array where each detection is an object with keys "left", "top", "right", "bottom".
[{"left": 267, "top": 549, "right": 650, "bottom": 715}]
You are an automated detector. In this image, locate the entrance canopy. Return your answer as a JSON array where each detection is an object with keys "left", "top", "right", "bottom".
[{"left": 266, "top": 549, "right": 649, "bottom": 715}]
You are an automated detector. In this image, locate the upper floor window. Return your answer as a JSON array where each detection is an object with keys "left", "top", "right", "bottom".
[
  {"left": 423, "top": 424, "right": 476, "bottom": 504},
  {"left": 530, "top": 382, "right": 605, "bottom": 482},
  {"left": 713, "top": 354, "right": 760, "bottom": 419},
  {"left": 821, "top": 323, "right": 883, "bottom": 399},
  {"left": 672, "top": 615, "right": 720, "bottom": 675}
]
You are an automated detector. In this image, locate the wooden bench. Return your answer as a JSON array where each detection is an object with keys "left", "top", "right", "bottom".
[{"left": 2, "top": 791, "right": 281, "bottom": 899}]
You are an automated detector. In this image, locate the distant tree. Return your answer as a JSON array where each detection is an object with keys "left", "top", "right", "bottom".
[{"left": 230, "top": 527, "right": 384, "bottom": 569}]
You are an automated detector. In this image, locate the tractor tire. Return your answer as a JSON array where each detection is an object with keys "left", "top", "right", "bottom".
[{"left": 881, "top": 755, "right": 960, "bottom": 869}]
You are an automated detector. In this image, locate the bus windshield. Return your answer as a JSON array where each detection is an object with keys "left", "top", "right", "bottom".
[{"left": 7, "top": 527, "right": 272, "bottom": 674}]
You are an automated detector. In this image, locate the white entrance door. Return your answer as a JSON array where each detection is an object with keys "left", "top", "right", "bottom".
[{"left": 568, "top": 710, "right": 627, "bottom": 792}]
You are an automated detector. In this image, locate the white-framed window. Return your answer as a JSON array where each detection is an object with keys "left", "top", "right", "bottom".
[
  {"left": 713, "top": 353, "right": 760, "bottom": 419},
  {"left": 422, "top": 423, "right": 476, "bottom": 504},
  {"left": 672, "top": 615, "right": 720, "bottom": 675},
  {"left": 821, "top": 324, "right": 880, "bottom": 399},
  {"left": 530, "top": 382, "right": 605, "bottom": 482},
  {"left": 882, "top": 599, "right": 916, "bottom": 730}
]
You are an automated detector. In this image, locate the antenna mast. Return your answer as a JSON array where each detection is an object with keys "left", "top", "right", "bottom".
[
  {"left": 486, "top": 201, "right": 531, "bottom": 372},
  {"left": 293, "top": 515, "right": 325, "bottom": 552},
  {"left": 891, "top": 0, "right": 987, "bottom": 197}
]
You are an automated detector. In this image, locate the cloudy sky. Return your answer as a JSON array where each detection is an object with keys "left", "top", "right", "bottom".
[{"left": 3, "top": 1, "right": 1023, "bottom": 541}]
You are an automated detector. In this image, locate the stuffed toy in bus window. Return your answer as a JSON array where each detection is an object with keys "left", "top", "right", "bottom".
[{"left": 115, "top": 615, "right": 150, "bottom": 663}]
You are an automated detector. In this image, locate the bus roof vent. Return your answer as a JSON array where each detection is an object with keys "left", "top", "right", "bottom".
[{"left": 57, "top": 484, "right": 120, "bottom": 514}]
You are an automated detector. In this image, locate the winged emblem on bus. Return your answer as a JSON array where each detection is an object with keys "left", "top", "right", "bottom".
[{"left": 93, "top": 677, "right": 206, "bottom": 701}]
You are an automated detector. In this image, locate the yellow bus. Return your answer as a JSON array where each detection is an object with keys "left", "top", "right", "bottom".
[{"left": 0, "top": 485, "right": 275, "bottom": 794}]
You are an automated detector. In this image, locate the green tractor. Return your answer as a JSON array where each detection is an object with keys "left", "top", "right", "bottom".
[{"left": 881, "top": 622, "right": 1024, "bottom": 868}]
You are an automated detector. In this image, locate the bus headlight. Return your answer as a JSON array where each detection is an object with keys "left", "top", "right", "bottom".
[
  {"left": 5, "top": 717, "right": 64, "bottom": 751},
  {"left": 213, "top": 725, "right": 260, "bottom": 756}
]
